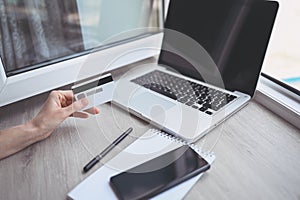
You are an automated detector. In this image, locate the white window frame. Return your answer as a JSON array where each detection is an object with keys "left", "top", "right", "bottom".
[{"left": 255, "top": 75, "right": 300, "bottom": 129}]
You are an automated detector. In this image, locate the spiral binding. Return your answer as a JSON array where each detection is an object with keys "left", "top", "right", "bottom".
[{"left": 149, "top": 129, "right": 214, "bottom": 158}]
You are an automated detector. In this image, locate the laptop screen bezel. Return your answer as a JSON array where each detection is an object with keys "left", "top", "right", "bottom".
[{"left": 158, "top": 0, "right": 279, "bottom": 97}]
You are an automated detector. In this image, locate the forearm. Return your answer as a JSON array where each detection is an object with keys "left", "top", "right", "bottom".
[
  {"left": 0, "top": 90, "right": 96, "bottom": 160},
  {"left": 0, "top": 121, "right": 44, "bottom": 160}
]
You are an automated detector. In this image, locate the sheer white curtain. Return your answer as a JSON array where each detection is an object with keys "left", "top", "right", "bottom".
[{"left": 0, "top": 0, "right": 83, "bottom": 72}]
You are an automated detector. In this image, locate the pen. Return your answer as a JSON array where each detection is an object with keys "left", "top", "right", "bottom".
[{"left": 83, "top": 127, "right": 133, "bottom": 173}]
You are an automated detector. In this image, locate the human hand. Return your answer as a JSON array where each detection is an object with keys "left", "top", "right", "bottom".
[{"left": 31, "top": 90, "right": 100, "bottom": 139}]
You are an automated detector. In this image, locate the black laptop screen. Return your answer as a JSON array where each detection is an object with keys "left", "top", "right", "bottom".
[{"left": 158, "top": 0, "right": 278, "bottom": 96}]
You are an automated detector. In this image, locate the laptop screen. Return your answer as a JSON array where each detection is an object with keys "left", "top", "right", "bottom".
[{"left": 158, "top": 0, "right": 278, "bottom": 96}]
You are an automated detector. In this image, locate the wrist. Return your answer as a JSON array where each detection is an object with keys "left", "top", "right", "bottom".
[{"left": 25, "top": 120, "right": 49, "bottom": 142}]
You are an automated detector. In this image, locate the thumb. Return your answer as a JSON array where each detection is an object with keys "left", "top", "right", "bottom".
[{"left": 64, "top": 98, "right": 89, "bottom": 117}]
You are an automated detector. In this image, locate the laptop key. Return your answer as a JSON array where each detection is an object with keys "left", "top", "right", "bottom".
[
  {"left": 205, "top": 111, "right": 213, "bottom": 115},
  {"left": 211, "top": 105, "right": 221, "bottom": 111},
  {"left": 185, "top": 101, "right": 194, "bottom": 106},
  {"left": 178, "top": 98, "right": 187, "bottom": 103},
  {"left": 199, "top": 106, "right": 208, "bottom": 112},
  {"left": 203, "top": 103, "right": 211, "bottom": 109},
  {"left": 197, "top": 100, "right": 204, "bottom": 105},
  {"left": 192, "top": 105, "right": 199, "bottom": 109}
]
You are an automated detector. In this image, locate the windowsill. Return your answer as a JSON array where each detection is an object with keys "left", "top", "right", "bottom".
[{"left": 254, "top": 75, "right": 300, "bottom": 130}]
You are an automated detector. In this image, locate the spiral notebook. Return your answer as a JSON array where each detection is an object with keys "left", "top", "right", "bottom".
[{"left": 68, "top": 129, "right": 215, "bottom": 200}]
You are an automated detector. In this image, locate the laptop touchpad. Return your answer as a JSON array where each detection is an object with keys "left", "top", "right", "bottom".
[{"left": 129, "top": 92, "right": 175, "bottom": 117}]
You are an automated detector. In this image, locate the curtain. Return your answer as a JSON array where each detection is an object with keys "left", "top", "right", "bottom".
[{"left": 0, "top": 0, "right": 84, "bottom": 73}]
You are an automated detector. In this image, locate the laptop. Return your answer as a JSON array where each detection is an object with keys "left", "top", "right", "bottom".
[{"left": 113, "top": 0, "right": 279, "bottom": 142}]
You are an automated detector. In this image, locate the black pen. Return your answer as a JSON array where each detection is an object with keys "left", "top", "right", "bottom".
[{"left": 83, "top": 127, "right": 133, "bottom": 173}]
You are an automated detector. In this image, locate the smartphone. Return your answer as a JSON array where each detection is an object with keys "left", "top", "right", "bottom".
[{"left": 109, "top": 145, "right": 210, "bottom": 200}]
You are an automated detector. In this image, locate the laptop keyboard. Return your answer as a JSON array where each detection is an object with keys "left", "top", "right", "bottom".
[{"left": 131, "top": 70, "right": 237, "bottom": 115}]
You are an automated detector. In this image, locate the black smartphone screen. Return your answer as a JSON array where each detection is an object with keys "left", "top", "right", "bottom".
[{"left": 109, "top": 145, "right": 210, "bottom": 200}]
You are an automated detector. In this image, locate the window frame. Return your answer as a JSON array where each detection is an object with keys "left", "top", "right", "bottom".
[{"left": 255, "top": 74, "right": 300, "bottom": 130}]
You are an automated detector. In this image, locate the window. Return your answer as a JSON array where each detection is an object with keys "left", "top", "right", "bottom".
[
  {"left": 0, "top": 0, "right": 163, "bottom": 76},
  {"left": 256, "top": 0, "right": 300, "bottom": 129},
  {"left": 262, "top": 0, "right": 300, "bottom": 93}
]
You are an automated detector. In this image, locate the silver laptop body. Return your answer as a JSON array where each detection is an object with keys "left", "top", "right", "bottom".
[{"left": 113, "top": 0, "right": 279, "bottom": 142}]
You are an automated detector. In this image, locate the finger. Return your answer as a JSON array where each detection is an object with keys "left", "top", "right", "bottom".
[
  {"left": 84, "top": 107, "right": 100, "bottom": 115},
  {"left": 72, "top": 112, "right": 89, "bottom": 118},
  {"left": 57, "top": 90, "right": 75, "bottom": 101},
  {"left": 63, "top": 98, "right": 89, "bottom": 117}
]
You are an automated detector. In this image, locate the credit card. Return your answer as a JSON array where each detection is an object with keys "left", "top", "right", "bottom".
[{"left": 72, "top": 73, "right": 114, "bottom": 110}]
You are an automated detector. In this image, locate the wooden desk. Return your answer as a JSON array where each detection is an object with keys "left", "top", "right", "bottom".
[{"left": 0, "top": 70, "right": 300, "bottom": 200}]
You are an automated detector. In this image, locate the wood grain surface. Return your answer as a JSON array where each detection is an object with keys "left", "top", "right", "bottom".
[{"left": 0, "top": 76, "right": 300, "bottom": 200}]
